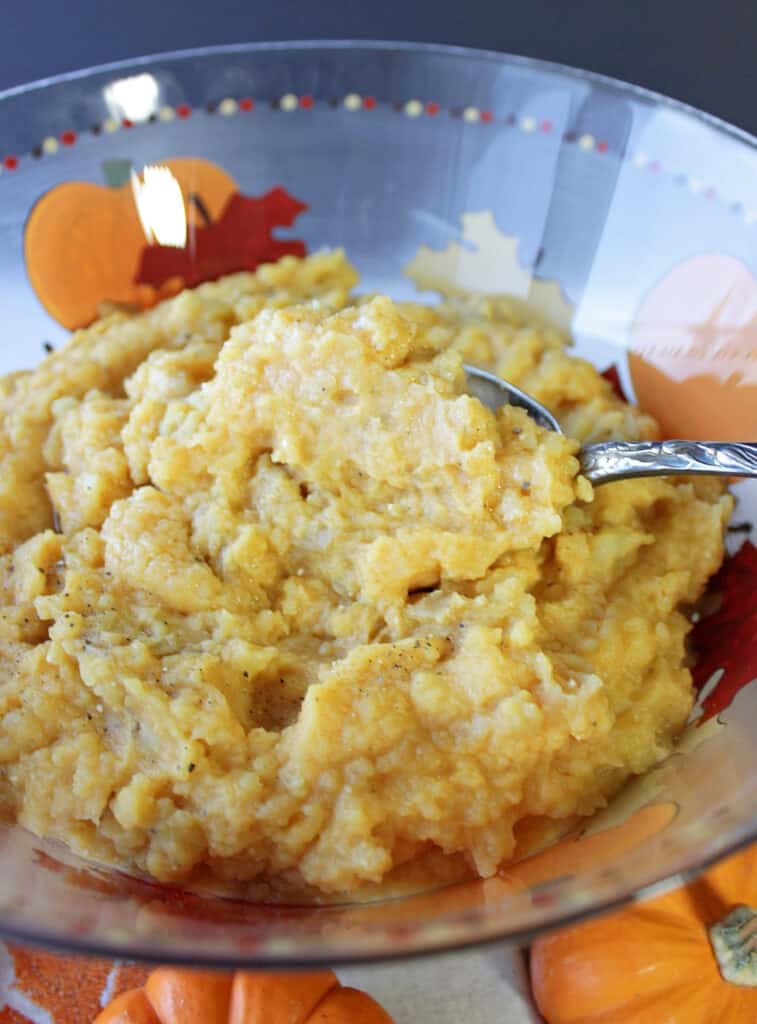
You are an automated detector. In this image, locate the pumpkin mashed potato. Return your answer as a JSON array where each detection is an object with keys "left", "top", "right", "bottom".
[{"left": 0, "top": 251, "right": 731, "bottom": 895}]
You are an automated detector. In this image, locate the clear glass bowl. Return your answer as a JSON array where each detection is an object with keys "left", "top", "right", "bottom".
[{"left": 0, "top": 41, "right": 755, "bottom": 966}]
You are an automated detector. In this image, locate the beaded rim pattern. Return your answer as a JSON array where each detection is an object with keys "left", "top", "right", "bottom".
[{"left": 2, "top": 92, "right": 754, "bottom": 225}]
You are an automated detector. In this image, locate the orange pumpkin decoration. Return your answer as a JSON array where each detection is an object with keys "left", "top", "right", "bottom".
[
  {"left": 24, "top": 157, "right": 238, "bottom": 329},
  {"left": 628, "top": 253, "right": 757, "bottom": 441},
  {"left": 93, "top": 967, "right": 394, "bottom": 1024},
  {"left": 502, "top": 803, "right": 678, "bottom": 891},
  {"left": 530, "top": 843, "right": 757, "bottom": 1023}
]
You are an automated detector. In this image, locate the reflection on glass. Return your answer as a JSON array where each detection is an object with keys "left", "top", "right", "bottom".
[
  {"left": 131, "top": 166, "right": 187, "bottom": 248},
  {"left": 103, "top": 73, "right": 160, "bottom": 123}
]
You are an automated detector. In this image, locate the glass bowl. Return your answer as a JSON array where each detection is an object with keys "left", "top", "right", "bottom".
[{"left": 0, "top": 41, "right": 755, "bottom": 966}]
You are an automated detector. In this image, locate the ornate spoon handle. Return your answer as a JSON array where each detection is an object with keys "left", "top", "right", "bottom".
[{"left": 580, "top": 440, "right": 757, "bottom": 487}]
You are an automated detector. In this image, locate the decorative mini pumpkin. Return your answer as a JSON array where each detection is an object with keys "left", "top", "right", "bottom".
[
  {"left": 93, "top": 967, "right": 394, "bottom": 1024},
  {"left": 530, "top": 843, "right": 757, "bottom": 1023}
]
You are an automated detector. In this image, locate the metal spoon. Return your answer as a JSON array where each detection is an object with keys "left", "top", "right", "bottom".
[{"left": 464, "top": 364, "right": 757, "bottom": 487}]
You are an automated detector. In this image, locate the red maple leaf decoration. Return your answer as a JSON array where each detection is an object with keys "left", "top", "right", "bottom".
[
  {"left": 691, "top": 540, "right": 757, "bottom": 721},
  {"left": 135, "top": 187, "right": 308, "bottom": 289},
  {"left": 601, "top": 364, "right": 629, "bottom": 402}
]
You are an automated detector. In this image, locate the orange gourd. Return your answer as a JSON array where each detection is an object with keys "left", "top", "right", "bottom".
[
  {"left": 94, "top": 967, "right": 394, "bottom": 1024},
  {"left": 25, "top": 157, "right": 237, "bottom": 329},
  {"left": 530, "top": 843, "right": 757, "bottom": 1023}
]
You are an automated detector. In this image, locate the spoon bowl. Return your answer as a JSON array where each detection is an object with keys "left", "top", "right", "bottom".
[{"left": 463, "top": 364, "right": 757, "bottom": 487}]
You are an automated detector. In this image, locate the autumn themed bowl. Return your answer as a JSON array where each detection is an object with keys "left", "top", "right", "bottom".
[{"left": 0, "top": 42, "right": 755, "bottom": 966}]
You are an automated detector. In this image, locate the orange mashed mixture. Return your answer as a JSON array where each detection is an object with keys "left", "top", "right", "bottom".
[{"left": 0, "top": 252, "right": 731, "bottom": 893}]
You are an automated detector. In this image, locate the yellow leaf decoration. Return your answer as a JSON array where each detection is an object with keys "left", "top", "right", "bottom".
[{"left": 403, "top": 211, "right": 574, "bottom": 331}]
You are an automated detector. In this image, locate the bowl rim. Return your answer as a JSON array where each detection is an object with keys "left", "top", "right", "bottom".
[
  {"left": 0, "top": 828, "right": 754, "bottom": 967},
  {"left": 1, "top": 38, "right": 755, "bottom": 152}
]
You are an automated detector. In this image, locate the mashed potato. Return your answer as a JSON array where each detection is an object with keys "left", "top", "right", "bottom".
[{"left": 0, "top": 252, "right": 732, "bottom": 893}]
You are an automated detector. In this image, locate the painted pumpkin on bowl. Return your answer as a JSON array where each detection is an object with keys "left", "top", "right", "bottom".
[
  {"left": 24, "top": 159, "right": 308, "bottom": 330},
  {"left": 24, "top": 158, "right": 237, "bottom": 329},
  {"left": 628, "top": 253, "right": 757, "bottom": 441},
  {"left": 93, "top": 968, "right": 394, "bottom": 1024}
]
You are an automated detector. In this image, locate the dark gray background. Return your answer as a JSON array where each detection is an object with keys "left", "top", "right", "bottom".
[{"left": 4, "top": 0, "right": 756, "bottom": 135}]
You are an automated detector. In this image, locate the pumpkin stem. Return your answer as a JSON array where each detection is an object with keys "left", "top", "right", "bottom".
[
  {"left": 102, "top": 159, "right": 133, "bottom": 188},
  {"left": 188, "top": 192, "right": 212, "bottom": 226},
  {"left": 709, "top": 905, "right": 757, "bottom": 986}
]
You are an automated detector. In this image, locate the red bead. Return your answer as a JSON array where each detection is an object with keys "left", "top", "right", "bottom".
[
  {"left": 239, "top": 97, "right": 254, "bottom": 111},
  {"left": 481, "top": 110, "right": 493, "bottom": 123},
  {"left": 122, "top": 118, "right": 134, "bottom": 129},
  {"left": 597, "top": 140, "right": 609, "bottom": 153},
  {"left": 649, "top": 159, "right": 661, "bottom": 172},
  {"left": 176, "top": 104, "right": 192, "bottom": 119},
  {"left": 425, "top": 101, "right": 440, "bottom": 116},
  {"left": 3, "top": 155, "right": 18, "bottom": 170},
  {"left": 363, "top": 96, "right": 377, "bottom": 109},
  {"left": 540, "top": 119, "right": 553, "bottom": 133},
  {"left": 60, "top": 130, "right": 77, "bottom": 146},
  {"left": 299, "top": 94, "right": 314, "bottom": 109}
]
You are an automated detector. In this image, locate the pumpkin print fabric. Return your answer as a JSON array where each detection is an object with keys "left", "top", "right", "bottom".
[{"left": 0, "top": 942, "right": 148, "bottom": 1023}]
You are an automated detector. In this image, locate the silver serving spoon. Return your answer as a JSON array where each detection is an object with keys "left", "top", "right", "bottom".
[{"left": 464, "top": 364, "right": 757, "bottom": 487}]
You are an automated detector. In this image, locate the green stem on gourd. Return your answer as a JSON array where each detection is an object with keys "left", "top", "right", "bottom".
[{"left": 709, "top": 905, "right": 757, "bottom": 986}]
